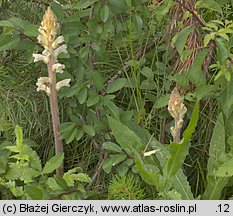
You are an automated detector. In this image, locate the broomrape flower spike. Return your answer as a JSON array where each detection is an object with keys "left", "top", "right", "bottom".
[
  {"left": 168, "top": 88, "right": 187, "bottom": 143},
  {"left": 33, "top": 7, "right": 70, "bottom": 177}
]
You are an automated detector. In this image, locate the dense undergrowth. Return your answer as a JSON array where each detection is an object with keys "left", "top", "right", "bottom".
[{"left": 0, "top": 0, "right": 233, "bottom": 200}]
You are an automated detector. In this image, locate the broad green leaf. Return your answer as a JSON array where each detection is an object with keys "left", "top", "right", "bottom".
[
  {"left": 171, "top": 74, "right": 190, "bottom": 88},
  {"left": 215, "top": 158, "right": 233, "bottom": 177},
  {"left": 116, "top": 161, "right": 129, "bottom": 177},
  {"left": 204, "top": 33, "right": 215, "bottom": 47},
  {"left": 24, "top": 25, "right": 38, "bottom": 37},
  {"left": 135, "top": 153, "right": 160, "bottom": 189},
  {"left": 195, "top": 85, "right": 215, "bottom": 100},
  {"left": 51, "top": 2, "right": 64, "bottom": 20},
  {"left": 102, "top": 141, "right": 123, "bottom": 153},
  {"left": 188, "top": 49, "right": 208, "bottom": 87},
  {"left": 166, "top": 101, "right": 199, "bottom": 178},
  {"left": 25, "top": 147, "right": 42, "bottom": 172},
  {"left": 87, "top": 93, "right": 100, "bottom": 107},
  {"left": 74, "top": 173, "right": 91, "bottom": 183},
  {"left": 25, "top": 185, "right": 43, "bottom": 200},
  {"left": 173, "top": 169, "right": 194, "bottom": 200},
  {"left": 77, "top": 87, "right": 87, "bottom": 104},
  {"left": 83, "top": 124, "right": 95, "bottom": 137},
  {"left": 102, "top": 154, "right": 127, "bottom": 173},
  {"left": 140, "top": 67, "right": 154, "bottom": 79},
  {"left": 202, "top": 176, "right": 229, "bottom": 199},
  {"left": 0, "top": 35, "right": 20, "bottom": 52},
  {"left": 42, "top": 153, "right": 64, "bottom": 174},
  {"left": 106, "top": 78, "right": 127, "bottom": 93},
  {"left": 140, "top": 79, "right": 157, "bottom": 90},
  {"left": 154, "top": 94, "right": 170, "bottom": 109},
  {"left": 216, "top": 37, "right": 229, "bottom": 65},
  {"left": 0, "top": 20, "right": 14, "bottom": 28},
  {"left": 75, "top": 0, "right": 98, "bottom": 10},
  {"left": 8, "top": 17, "right": 31, "bottom": 30},
  {"left": 109, "top": 0, "right": 128, "bottom": 12},
  {"left": 175, "top": 26, "right": 193, "bottom": 55},
  {"left": 100, "top": 5, "right": 110, "bottom": 23},
  {"left": 15, "top": 125, "right": 23, "bottom": 147},
  {"left": 107, "top": 116, "right": 144, "bottom": 151},
  {"left": 60, "top": 122, "right": 78, "bottom": 144},
  {"left": 202, "top": 113, "right": 228, "bottom": 199},
  {"left": 154, "top": 0, "right": 174, "bottom": 24},
  {"left": 47, "top": 177, "right": 63, "bottom": 191},
  {"left": 207, "top": 113, "right": 225, "bottom": 175},
  {"left": 54, "top": 176, "right": 69, "bottom": 190},
  {"left": 134, "top": 15, "right": 143, "bottom": 32}
]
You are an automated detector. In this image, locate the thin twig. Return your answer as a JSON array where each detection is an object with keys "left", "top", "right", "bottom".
[
  {"left": 175, "top": 0, "right": 205, "bottom": 27},
  {"left": 49, "top": 189, "right": 80, "bottom": 200}
]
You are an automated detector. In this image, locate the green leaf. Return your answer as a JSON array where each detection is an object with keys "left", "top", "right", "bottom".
[
  {"left": 140, "top": 67, "right": 154, "bottom": 79},
  {"left": 109, "top": 0, "right": 128, "bottom": 12},
  {"left": 102, "top": 154, "right": 127, "bottom": 173},
  {"left": 195, "top": 85, "right": 215, "bottom": 100},
  {"left": 0, "top": 20, "right": 14, "bottom": 28},
  {"left": 134, "top": 15, "right": 143, "bottom": 32},
  {"left": 51, "top": 2, "right": 64, "bottom": 20},
  {"left": 173, "top": 170, "right": 194, "bottom": 200},
  {"left": 215, "top": 158, "right": 233, "bottom": 177},
  {"left": 74, "top": 173, "right": 91, "bottom": 183},
  {"left": 106, "top": 78, "right": 127, "bottom": 93},
  {"left": 207, "top": 113, "right": 225, "bottom": 175},
  {"left": 216, "top": 37, "right": 229, "bottom": 65},
  {"left": 166, "top": 101, "right": 199, "bottom": 178},
  {"left": 171, "top": 74, "right": 190, "bottom": 88},
  {"left": 77, "top": 87, "right": 87, "bottom": 104},
  {"left": 107, "top": 116, "right": 144, "bottom": 151},
  {"left": 75, "top": 0, "right": 98, "bottom": 10},
  {"left": 175, "top": 26, "right": 193, "bottom": 55},
  {"left": 100, "top": 5, "right": 110, "bottom": 23},
  {"left": 202, "top": 113, "right": 228, "bottom": 199},
  {"left": 154, "top": 0, "right": 174, "bottom": 24},
  {"left": 0, "top": 35, "right": 20, "bottom": 52},
  {"left": 24, "top": 25, "right": 38, "bottom": 37},
  {"left": 15, "top": 125, "right": 23, "bottom": 147},
  {"left": 204, "top": 33, "right": 215, "bottom": 47},
  {"left": 24, "top": 185, "right": 43, "bottom": 200},
  {"left": 202, "top": 176, "right": 229, "bottom": 199},
  {"left": 188, "top": 49, "right": 208, "bottom": 87},
  {"left": 135, "top": 153, "right": 160, "bottom": 189},
  {"left": 102, "top": 141, "right": 123, "bottom": 153},
  {"left": 87, "top": 93, "right": 100, "bottom": 107},
  {"left": 60, "top": 122, "right": 77, "bottom": 144},
  {"left": 197, "top": 0, "right": 222, "bottom": 13},
  {"left": 42, "top": 153, "right": 64, "bottom": 174},
  {"left": 83, "top": 125, "right": 95, "bottom": 137},
  {"left": 154, "top": 94, "right": 170, "bottom": 109}
]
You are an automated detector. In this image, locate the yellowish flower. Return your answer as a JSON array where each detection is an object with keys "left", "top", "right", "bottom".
[
  {"left": 56, "top": 79, "right": 71, "bottom": 91},
  {"left": 168, "top": 88, "right": 187, "bottom": 143}
]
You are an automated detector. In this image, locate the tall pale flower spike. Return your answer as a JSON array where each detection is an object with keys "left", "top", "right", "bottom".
[
  {"left": 168, "top": 88, "right": 187, "bottom": 143},
  {"left": 33, "top": 7, "right": 70, "bottom": 177}
]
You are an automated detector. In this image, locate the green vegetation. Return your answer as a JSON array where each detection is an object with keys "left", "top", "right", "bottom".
[{"left": 0, "top": 0, "right": 233, "bottom": 200}]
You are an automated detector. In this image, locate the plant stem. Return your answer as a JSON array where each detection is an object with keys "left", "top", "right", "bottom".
[{"left": 48, "top": 45, "right": 64, "bottom": 177}]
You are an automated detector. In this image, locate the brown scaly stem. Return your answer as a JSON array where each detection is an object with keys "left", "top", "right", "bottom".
[
  {"left": 34, "top": 7, "right": 70, "bottom": 177},
  {"left": 48, "top": 45, "right": 63, "bottom": 177}
]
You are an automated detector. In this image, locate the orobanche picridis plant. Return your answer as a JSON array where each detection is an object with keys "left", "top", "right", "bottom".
[
  {"left": 168, "top": 88, "right": 187, "bottom": 143},
  {"left": 33, "top": 7, "right": 71, "bottom": 177}
]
